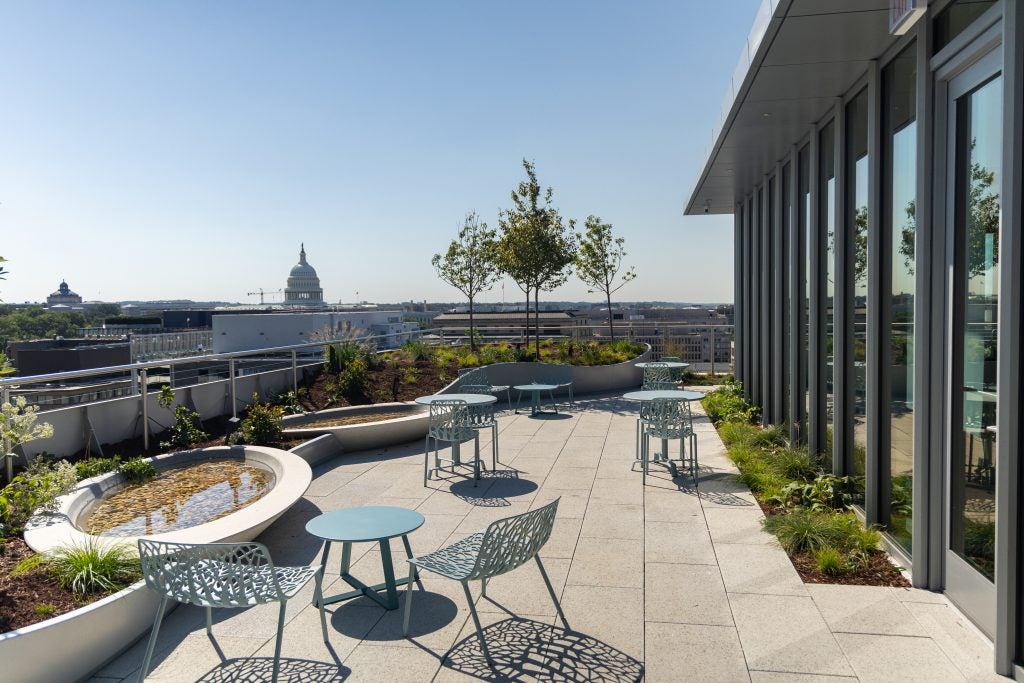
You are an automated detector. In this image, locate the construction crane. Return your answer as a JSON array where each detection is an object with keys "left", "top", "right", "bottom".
[{"left": 246, "top": 288, "right": 282, "bottom": 305}]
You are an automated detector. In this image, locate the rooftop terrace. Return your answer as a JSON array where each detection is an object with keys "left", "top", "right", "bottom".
[{"left": 91, "top": 395, "right": 997, "bottom": 682}]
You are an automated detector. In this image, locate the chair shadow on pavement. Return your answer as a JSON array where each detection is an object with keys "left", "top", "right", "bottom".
[
  {"left": 450, "top": 470, "right": 539, "bottom": 507},
  {"left": 443, "top": 617, "right": 644, "bottom": 683},
  {"left": 194, "top": 656, "right": 350, "bottom": 682}
]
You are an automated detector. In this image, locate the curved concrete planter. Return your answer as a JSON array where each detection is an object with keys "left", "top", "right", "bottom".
[
  {"left": 282, "top": 402, "right": 428, "bottom": 456},
  {"left": 8, "top": 446, "right": 312, "bottom": 683},
  {"left": 441, "top": 344, "right": 652, "bottom": 396}
]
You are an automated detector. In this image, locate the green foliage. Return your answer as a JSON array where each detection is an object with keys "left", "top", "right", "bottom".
[
  {"left": 814, "top": 546, "right": 848, "bottom": 576},
  {"left": 34, "top": 603, "right": 56, "bottom": 616},
  {"left": 478, "top": 343, "right": 517, "bottom": 365},
  {"left": 159, "top": 405, "right": 208, "bottom": 451},
  {"left": 770, "top": 475, "right": 854, "bottom": 512},
  {"left": 337, "top": 356, "right": 368, "bottom": 399},
  {"left": 0, "top": 457, "right": 78, "bottom": 536},
  {"left": 117, "top": 457, "right": 157, "bottom": 483},
  {"left": 44, "top": 540, "right": 141, "bottom": 595},
  {"left": 890, "top": 473, "right": 913, "bottom": 516},
  {"left": 1, "top": 396, "right": 55, "bottom": 456},
  {"left": 272, "top": 389, "right": 307, "bottom": 415},
  {"left": 235, "top": 394, "right": 284, "bottom": 446},
  {"left": 431, "top": 212, "right": 500, "bottom": 351},
  {"left": 74, "top": 456, "right": 122, "bottom": 480},
  {"left": 701, "top": 378, "right": 759, "bottom": 425},
  {"left": 763, "top": 510, "right": 869, "bottom": 554},
  {"left": 772, "top": 448, "right": 817, "bottom": 481},
  {"left": 401, "top": 339, "right": 434, "bottom": 362},
  {"left": 575, "top": 215, "right": 637, "bottom": 340},
  {"left": 157, "top": 385, "right": 175, "bottom": 410}
]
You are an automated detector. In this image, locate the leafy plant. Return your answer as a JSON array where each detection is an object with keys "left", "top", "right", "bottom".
[
  {"left": 45, "top": 540, "right": 141, "bottom": 595},
  {"left": 0, "top": 457, "right": 78, "bottom": 535},
  {"left": 34, "top": 603, "right": 56, "bottom": 616},
  {"left": 337, "top": 356, "right": 368, "bottom": 399},
  {"left": 117, "top": 457, "right": 157, "bottom": 483},
  {"left": 764, "top": 510, "right": 867, "bottom": 554},
  {"left": 814, "top": 546, "right": 847, "bottom": 576},
  {"left": 74, "top": 456, "right": 122, "bottom": 481},
  {"left": 235, "top": 394, "right": 285, "bottom": 446},
  {"left": 770, "top": 475, "right": 853, "bottom": 512},
  {"left": 273, "top": 389, "right": 307, "bottom": 416},
  {"left": 1, "top": 396, "right": 56, "bottom": 482},
  {"left": 402, "top": 339, "right": 433, "bottom": 362},
  {"left": 159, "top": 405, "right": 208, "bottom": 451},
  {"left": 701, "top": 379, "right": 759, "bottom": 425}
]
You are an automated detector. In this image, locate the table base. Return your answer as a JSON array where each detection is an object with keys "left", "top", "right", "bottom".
[{"left": 314, "top": 535, "right": 419, "bottom": 610}]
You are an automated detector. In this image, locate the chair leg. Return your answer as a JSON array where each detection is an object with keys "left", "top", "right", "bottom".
[
  {"left": 272, "top": 600, "right": 286, "bottom": 683},
  {"left": 473, "top": 435, "right": 480, "bottom": 486},
  {"left": 462, "top": 580, "right": 492, "bottom": 664},
  {"left": 535, "top": 556, "right": 569, "bottom": 630},
  {"left": 138, "top": 595, "right": 168, "bottom": 682},
  {"left": 314, "top": 571, "right": 328, "bottom": 642},
  {"left": 402, "top": 563, "right": 416, "bottom": 637},
  {"left": 491, "top": 424, "right": 498, "bottom": 469},
  {"left": 423, "top": 435, "right": 431, "bottom": 486},
  {"left": 481, "top": 577, "right": 487, "bottom": 598},
  {"left": 205, "top": 605, "right": 213, "bottom": 635}
]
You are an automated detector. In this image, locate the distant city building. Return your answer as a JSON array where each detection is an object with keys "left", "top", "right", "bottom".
[
  {"left": 212, "top": 311, "right": 418, "bottom": 353},
  {"left": 283, "top": 244, "right": 325, "bottom": 307},
  {"left": 46, "top": 280, "right": 83, "bottom": 307}
]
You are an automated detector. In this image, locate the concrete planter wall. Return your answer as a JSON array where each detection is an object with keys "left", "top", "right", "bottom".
[
  {"left": 282, "top": 402, "right": 428, "bottom": 456},
  {"left": 7, "top": 446, "right": 312, "bottom": 683},
  {"left": 440, "top": 344, "right": 652, "bottom": 396}
]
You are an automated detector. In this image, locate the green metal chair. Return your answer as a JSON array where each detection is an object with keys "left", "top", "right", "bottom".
[
  {"left": 137, "top": 540, "right": 327, "bottom": 683},
  {"left": 460, "top": 367, "right": 512, "bottom": 410},
  {"left": 460, "top": 384, "right": 500, "bottom": 468},
  {"left": 536, "top": 363, "right": 574, "bottom": 407},
  {"left": 424, "top": 399, "right": 484, "bottom": 486},
  {"left": 402, "top": 498, "right": 568, "bottom": 664},
  {"left": 642, "top": 362, "right": 675, "bottom": 390},
  {"left": 660, "top": 355, "right": 684, "bottom": 383},
  {"left": 639, "top": 398, "right": 696, "bottom": 484}
]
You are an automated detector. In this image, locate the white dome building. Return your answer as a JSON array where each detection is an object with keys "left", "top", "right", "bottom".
[
  {"left": 283, "top": 243, "right": 325, "bottom": 307},
  {"left": 46, "top": 279, "right": 83, "bottom": 306}
]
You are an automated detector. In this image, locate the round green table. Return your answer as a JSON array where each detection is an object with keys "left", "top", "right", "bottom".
[{"left": 306, "top": 505, "right": 425, "bottom": 610}]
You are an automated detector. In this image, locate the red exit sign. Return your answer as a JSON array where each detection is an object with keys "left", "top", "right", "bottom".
[{"left": 890, "top": 0, "right": 926, "bottom": 35}]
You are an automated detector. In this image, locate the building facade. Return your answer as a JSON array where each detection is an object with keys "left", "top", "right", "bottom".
[
  {"left": 46, "top": 280, "right": 82, "bottom": 306},
  {"left": 687, "top": 1, "right": 1023, "bottom": 674}
]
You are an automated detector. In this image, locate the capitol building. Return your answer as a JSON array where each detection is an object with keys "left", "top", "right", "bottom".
[{"left": 283, "top": 243, "right": 326, "bottom": 307}]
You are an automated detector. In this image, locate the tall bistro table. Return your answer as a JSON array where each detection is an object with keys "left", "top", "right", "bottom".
[
  {"left": 623, "top": 389, "right": 704, "bottom": 477},
  {"left": 306, "top": 506, "right": 425, "bottom": 610},
  {"left": 415, "top": 393, "right": 498, "bottom": 465}
]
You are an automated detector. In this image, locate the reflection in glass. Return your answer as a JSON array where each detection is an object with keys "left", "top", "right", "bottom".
[
  {"left": 799, "top": 146, "right": 811, "bottom": 443},
  {"left": 846, "top": 90, "right": 868, "bottom": 506},
  {"left": 884, "top": 45, "right": 917, "bottom": 552},
  {"left": 933, "top": 0, "right": 997, "bottom": 54},
  {"left": 781, "top": 163, "right": 791, "bottom": 428},
  {"left": 951, "top": 76, "right": 1001, "bottom": 581},
  {"left": 819, "top": 122, "right": 835, "bottom": 464}
]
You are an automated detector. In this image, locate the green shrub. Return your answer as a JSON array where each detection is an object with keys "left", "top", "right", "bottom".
[
  {"left": 763, "top": 510, "right": 865, "bottom": 553},
  {"left": 770, "top": 475, "right": 854, "bottom": 512},
  {"left": 272, "top": 389, "right": 307, "bottom": 415},
  {"left": 771, "top": 448, "right": 817, "bottom": 481},
  {"left": 478, "top": 343, "right": 516, "bottom": 365},
  {"left": 235, "top": 394, "right": 284, "bottom": 446},
  {"left": 159, "top": 405, "right": 208, "bottom": 451},
  {"left": 337, "top": 356, "right": 368, "bottom": 398},
  {"left": 702, "top": 379, "right": 759, "bottom": 424},
  {"left": 75, "top": 456, "right": 122, "bottom": 481},
  {"left": 0, "top": 457, "right": 78, "bottom": 536},
  {"left": 45, "top": 540, "right": 141, "bottom": 595},
  {"left": 814, "top": 546, "right": 847, "bottom": 576},
  {"left": 34, "top": 603, "right": 56, "bottom": 616},
  {"left": 402, "top": 339, "right": 433, "bottom": 362},
  {"left": 118, "top": 457, "right": 157, "bottom": 483}
]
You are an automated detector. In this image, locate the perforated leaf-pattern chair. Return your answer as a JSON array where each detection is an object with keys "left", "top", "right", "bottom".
[
  {"left": 536, "top": 363, "right": 574, "bottom": 407},
  {"left": 459, "top": 367, "right": 512, "bottom": 410},
  {"left": 460, "top": 384, "right": 500, "bottom": 468},
  {"left": 137, "top": 540, "right": 327, "bottom": 683},
  {"left": 642, "top": 362, "right": 675, "bottom": 390},
  {"left": 424, "top": 399, "right": 483, "bottom": 486},
  {"left": 640, "top": 398, "right": 696, "bottom": 484},
  {"left": 401, "top": 498, "right": 567, "bottom": 664},
  {"left": 660, "top": 355, "right": 684, "bottom": 383}
]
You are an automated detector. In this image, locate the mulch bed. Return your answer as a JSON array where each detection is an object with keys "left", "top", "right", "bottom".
[
  {"left": 0, "top": 538, "right": 107, "bottom": 632},
  {"left": 756, "top": 497, "right": 910, "bottom": 587},
  {"left": 301, "top": 359, "right": 456, "bottom": 410}
]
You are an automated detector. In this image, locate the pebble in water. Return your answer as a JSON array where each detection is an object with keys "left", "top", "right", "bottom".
[{"left": 81, "top": 460, "right": 274, "bottom": 537}]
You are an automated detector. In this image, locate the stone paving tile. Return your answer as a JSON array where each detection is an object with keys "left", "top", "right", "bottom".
[
  {"left": 566, "top": 536, "right": 643, "bottom": 588},
  {"left": 902, "top": 601, "right": 1010, "bottom": 682},
  {"left": 646, "top": 622, "right": 749, "bottom": 682},
  {"left": 645, "top": 519, "right": 717, "bottom": 565},
  {"left": 834, "top": 632, "right": 965, "bottom": 681},
  {"left": 557, "top": 585, "right": 644, "bottom": 661},
  {"left": 646, "top": 561, "right": 734, "bottom": 626},
  {"left": 580, "top": 502, "right": 644, "bottom": 540},
  {"left": 644, "top": 486, "right": 704, "bottom": 521},
  {"left": 539, "top": 516, "right": 583, "bottom": 559},
  {"left": 807, "top": 584, "right": 926, "bottom": 637},
  {"left": 715, "top": 542, "right": 807, "bottom": 597},
  {"left": 703, "top": 507, "right": 776, "bottom": 546},
  {"left": 341, "top": 643, "right": 443, "bottom": 682},
  {"left": 730, "top": 593, "right": 855, "bottom": 677},
  {"left": 145, "top": 634, "right": 271, "bottom": 681},
  {"left": 475, "top": 557, "right": 571, "bottom": 618},
  {"left": 748, "top": 673, "right": 858, "bottom": 682}
]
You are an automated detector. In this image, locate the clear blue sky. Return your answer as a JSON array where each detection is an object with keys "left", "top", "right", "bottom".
[{"left": 0, "top": 0, "right": 757, "bottom": 306}]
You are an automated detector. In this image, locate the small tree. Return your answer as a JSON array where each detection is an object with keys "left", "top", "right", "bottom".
[
  {"left": 431, "top": 212, "right": 500, "bottom": 351},
  {"left": 575, "top": 216, "right": 636, "bottom": 340},
  {"left": 1, "top": 396, "right": 55, "bottom": 483},
  {"left": 496, "top": 160, "right": 577, "bottom": 357}
]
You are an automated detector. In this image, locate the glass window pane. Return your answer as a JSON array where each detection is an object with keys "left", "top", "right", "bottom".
[
  {"left": 934, "top": 0, "right": 997, "bottom": 54},
  {"left": 846, "top": 90, "right": 869, "bottom": 505},
  {"left": 820, "top": 121, "right": 835, "bottom": 464},
  {"left": 799, "top": 145, "right": 811, "bottom": 443}
]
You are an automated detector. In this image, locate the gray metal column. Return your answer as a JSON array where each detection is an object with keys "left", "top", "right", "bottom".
[
  {"left": 865, "top": 62, "right": 884, "bottom": 526},
  {"left": 772, "top": 162, "right": 785, "bottom": 425},
  {"left": 911, "top": 13, "right": 936, "bottom": 592},
  {"left": 751, "top": 191, "right": 761, "bottom": 404},
  {"left": 745, "top": 196, "right": 754, "bottom": 401},
  {"left": 734, "top": 207, "right": 742, "bottom": 385},
  {"left": 787, "top": 148, "right": 802, "bottom": 443},
  {"left": 809, "top": 123, "right": 824, "bottom": 458},
  {"left": 834, "top": 96, "right": 851, "bottom": 478},
  {"left": 762, "top": 175, "right": 772, "bottom": 424},
  {"left": 995, "top": 0, "right": 1023, "bottom": 673}
]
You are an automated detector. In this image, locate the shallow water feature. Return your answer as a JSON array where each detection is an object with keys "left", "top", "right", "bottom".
[
  {"left": 81, "top": 460, "right": 274, "bottom": 536},
  {"left": 298, "top": 410, "right": 412, "bottom": 429}
]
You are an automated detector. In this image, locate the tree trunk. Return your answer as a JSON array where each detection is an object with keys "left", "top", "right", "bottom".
[
  {"left": 607, "top": 292, "right": 615, "bottom": 340},
  {"left": 534, "top": 289, "right": 541, "bottom": 359},
  {"left": 468, "top": 297, "right": 476, "bottom": 351}
]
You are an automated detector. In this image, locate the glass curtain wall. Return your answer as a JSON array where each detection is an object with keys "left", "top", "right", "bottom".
[
  {"left": 765, "top": 177, "right": 775, "bottom": 422},
  {"left": 883, "top": 44, "right": 917, "bottom": 552},
  {"left": 820, "top": 122, "right": 836, "bottom": 462},
  {"left": 781, "top": 163, "right": 791, "bottom": 427},
  {"left": 799, "top": 145, "right": 811, "bottom": 443},
  {"left": 846, "top": 90, "right": 869, "bottom": 505}
]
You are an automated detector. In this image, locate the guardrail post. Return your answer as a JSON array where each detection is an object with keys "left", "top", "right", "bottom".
[
  {"left": 140, "top": 368, "right": 149, "bottom": 451},
  {"left": 291, "top": 350, "right": 298, "bottom": 394},
  {"left": 711, "top": 327, "right": 716, "bottom": 377},
  {"left": 229, "top": 358, "right": 237, "bottom": 418}
]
